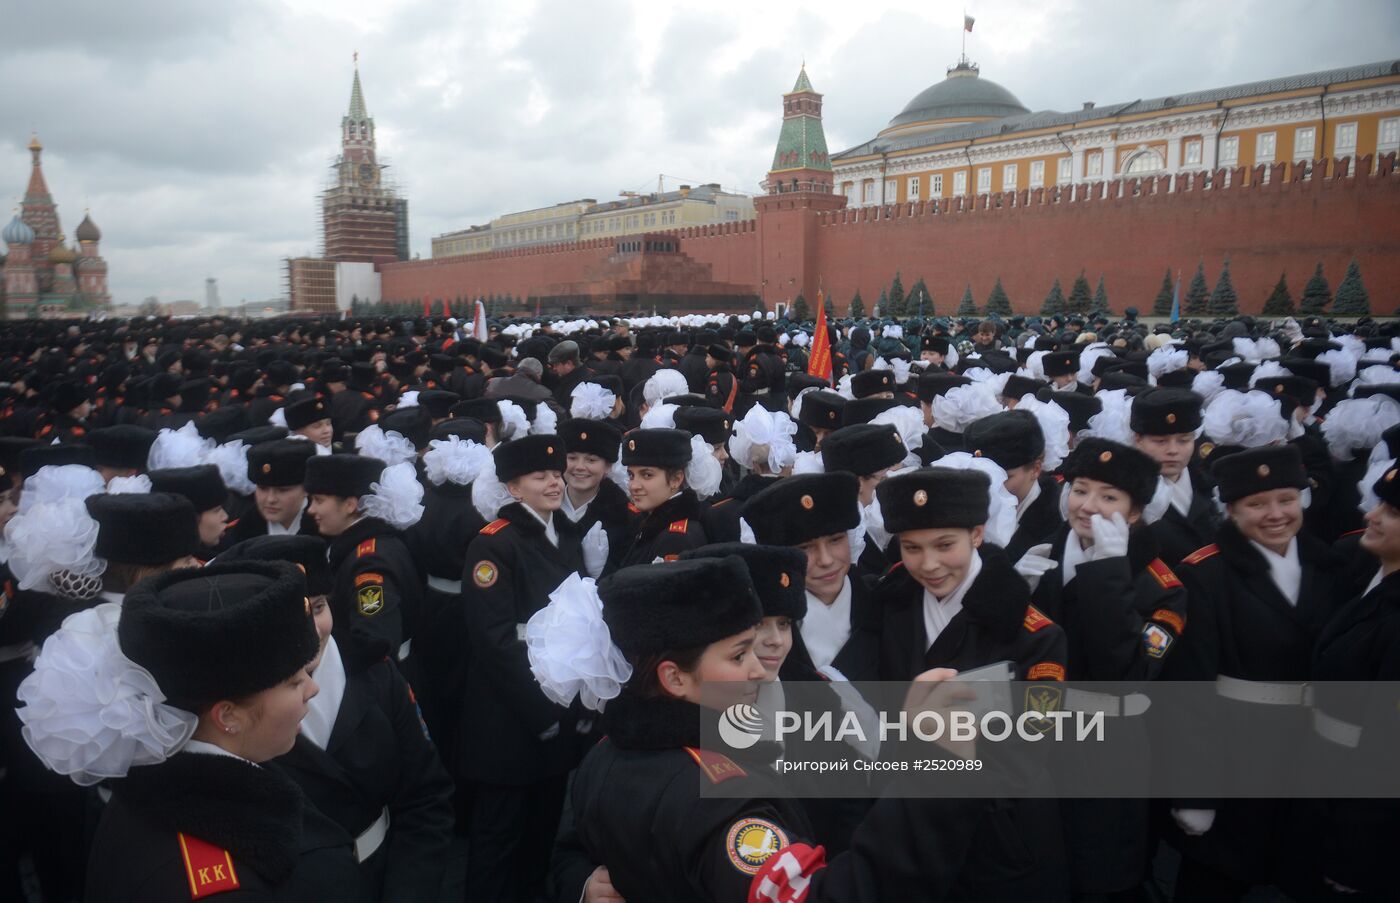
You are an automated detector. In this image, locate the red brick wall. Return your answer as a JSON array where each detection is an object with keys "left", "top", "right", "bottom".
[{"left": 381, "top": 155, "right": 1400, "bottom": 316}]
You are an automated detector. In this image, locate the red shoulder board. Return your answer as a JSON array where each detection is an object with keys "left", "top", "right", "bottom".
[
  {"left": 1180, "top": 544, "right": 1220, "bottom": 566},
  {"left": 885, "top": 560, "right": 906, "bottom": 576},
  {"left": 1147, "top": 559, "right": 1183, "bottom": 590},
  {"left": 72, "top": 425, "right": 86, "bottom": 437},
  {"left": 669, "top": 519, "right": 689, "bottom": 534},
  {"left": 627, "top": 503, "right": 642, "bottom": 515},
  {"left": 224, "top": 518, "right": 239, "bottom": 530},
  {"left": 480, "top": 518, "right": 510, "bottom": 536},
  {"left": 1053, "top": 473, "right": 1065, "bottom": 484},
  {"left": 1024, "top": 605, "right": 1053, "bottom": 633},
  {"left": 711, "top": 497, "right": 734, "bottom": 507},
  {"left": 356, "top": 538, "right": 376, "bottom": 558},
  {"left": 683, "top": 747, "right": 747, "bottom": 784},
  {"left": 177, "top": 833, "right": 240, "bottom": 898},
  {"left": 1341, "top": 527, "right": 1366, "bottom": 538}
]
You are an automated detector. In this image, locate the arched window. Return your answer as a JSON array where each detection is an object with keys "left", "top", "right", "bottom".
[{"left": 1123, "top": 149, "right": 1165, "bottom": 175}]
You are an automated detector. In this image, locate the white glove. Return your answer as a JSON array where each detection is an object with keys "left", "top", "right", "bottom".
[
  {"left": 1171, "top": 808, "right": 1216, "bottom": 836},
  {"left": 1089, "top": 512, "right": 1130, "bottom": 561},
  {"left": 1014, "top": 543, "right": 1056, "bottom": 592},
  {"left": 582, "top": 522, "right": 609, "bottom": 578}
]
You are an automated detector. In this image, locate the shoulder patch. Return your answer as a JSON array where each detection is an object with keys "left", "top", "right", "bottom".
[
  {"left": 472, "top": 560, "right": 499, "bottom": 588},
  {"left": 1143, "top": 623, "right": 1173, "bottom": 659},
  {"left": 1147, "top": 558, "right": 1183, "bottom": 590},
  {"left": 357, "top": 584, "right": 385, "bottom": 616},
  {"left": 683, "top": 746, "right": 747, "bottom": 784},
  {"left": 354, "top": 572, "right": 383, "bottom": 588},
  {"left": 480, "top": 518, "right": 510, "bottom": 536},
  {"left": 1152, "top": 608, "right": 1186, "bottom": 635},
  {"left": 1023, "top": 604, "right": 1053, "bottom": 633},
  {"left": 668, "top": 519, "right": 689, "bottom": 534},
  {"left": 356, "top": 538, "right": 376, "bottom": 558},
  {"left": 177, "top": 833, "right": 240, "bottom": 899},
  {"left": 1181, "top": 544, "right": 1220, "bottom": 566},
  {"left": 1027, "top": 662, "right": 1066, "bottom": 682},
  {"left": 724, "top": 818, "right": 788, "bottom": 876}
]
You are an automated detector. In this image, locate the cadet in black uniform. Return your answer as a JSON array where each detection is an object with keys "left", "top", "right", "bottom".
[
  {"left": 148, "top": 465, "right": 230, "bottom": 559},
  {"left": 742, "top": 472, "right": 882, "bottom": 681},
  {"left": 1132, "top": 389, "right": 1219, "bottom": 565},
  {"left": 821, "top": 423, "right": 910, "bottom": 578},
  {"left": 557, "top": 418, "right": 630, "bottom": 576},
  {"left": 16, "top": 560, "right": 372, "bottom": 903},
  {"left": 457, "top": 434, "right": 586, "bottom": 903},
  {"left": 86, "top": 423, "right": 157, "bottom": 484},
  {"left": 306, "top": 453, "right": 425, "bottom": 673},
  {"left": 1165, "top": 444, "right": 1337, "bottom": 902},
  {"left": 222, "top": 535, "right": 456, "bottom": 903},
  {"left": 221, "top": 439, "right": 321, "bottom": 548},
  {"left": 617, "top": 428, "right": 712, "bottom": 566},
  {"left": 964, "top": 411, "right": 1064, "bottom": 563},
  {"left": 1028, "top": 437, "right": 1187, "bottom": 901}
]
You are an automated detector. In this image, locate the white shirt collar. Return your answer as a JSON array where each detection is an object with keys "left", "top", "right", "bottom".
[
  {"left": 182, "top": 738, "right": 256, "bottom": 766},
  {"left": 1165, "top": 469, "right": 1194, "bottom": 518},
  {"left": 267, "top": 499, "right": 307, "bottom": 536},
  {"left": 301, "top": 638, "right": 346, "bottom": 750},
  {"left": 1364, "top": 568, "right": 1384, "bottom": 597},
  {"left": 1249, "top": 537, "right": 1302, "bottom": 606},
  {"left": 1061, "top": 529, "right": 1091, "bottom": 586},
  {"left": 801, "top": 577, "right": 853, "bottom": 671},
  {"left": 522, "top": 503, "right": 559, "bottom": 546},
  {"left": 1015, "top": 479, "right": 1042, "bottom": 523},
  {"left": 922, "top": 550, "right": 982, "bottom": 651},
  {"left": 561, "top": 486, "right": 597, "bottom": 523},
  {"left": 99, "top": 590, "right": 125, "bottom": 605}
]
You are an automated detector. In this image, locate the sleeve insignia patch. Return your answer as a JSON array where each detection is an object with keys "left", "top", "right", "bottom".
[
  {"left": 1023, "top": 605, "right": 1053, "bottom": 633},
  {"left": 480, "top": 519, "right": 509, "bottom": 536},
  {"left": 1023, "top": 684, "right": 1064, "bottom": 734},
  {"left": 1152, "top": 608, "right": 1186, "bottom": 634},
  {"left": 1143, "top": 623, "right": 1173, "bottom": 659},
  {"left": 668, "top": 519, "right": 689, "bottom": 534},
  {"left": 1027, "top": 662, "right": 1066, "bottom": 682},
  {"left": 472, "top": 560, "right": 499, "bottom": 588},
  {"left": 724, "top": 818, "right": 788, "bottom": 875},
  {"left": 356, "top": 584, "right": 385, "bottom": 616},
  {"left": 356, "top": 539, "right": 376, "bottom": 558},
  {"left": 1181, "top": 544, "right": 1220, "bottom": 565},
  {"left": 354, "top": 572, "right": 383, "bottom": 588},
  {"left": 683, "top": 746, "right": 747, "bottom": 784},
  {"left": 1147, "top": 559, "right": 1183, "bottom": 590},
  {"left": 177, "top": 833, "right": 240, "bottom": 898}
]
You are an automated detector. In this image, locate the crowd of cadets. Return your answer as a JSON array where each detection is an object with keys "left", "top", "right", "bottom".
[{"left": 0, "top": 307, "right": 1398, "bottom": 902}]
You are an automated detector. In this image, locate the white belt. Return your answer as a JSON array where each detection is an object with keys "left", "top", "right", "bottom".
[
  {"left": 1063, "top": 689, "right": 1150, "bottom": 717},
  {"left": 355, "top": 807, "right": 390, "bottom": 862},
  {"left": 427, "top": 576, "right": 461, "bottom": 594},
  {"left": 1215, "top": 676, "right": 1313, "bottom": 706},
  {"left": 397, "top": 639, "right": 412, "bottom": 661},
  {"left": 748, "top": 388, "right": 770, "bottom": 395},
  {"left": 1312, "top": 709, "right": 1362, "bottom": 749}
]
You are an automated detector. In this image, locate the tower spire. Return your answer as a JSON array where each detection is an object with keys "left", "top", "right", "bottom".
[{"left": 348, "top": 61, "right": 368, "bottom": 121}]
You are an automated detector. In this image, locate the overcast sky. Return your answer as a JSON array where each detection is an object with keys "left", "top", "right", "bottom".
[{"left": 3, "top": 0, "right": 1397, "bottom": 306}]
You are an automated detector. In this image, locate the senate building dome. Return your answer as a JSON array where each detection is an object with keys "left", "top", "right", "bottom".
[{"left": 881, "top": 61, "right": 1029, "bottom": 137}]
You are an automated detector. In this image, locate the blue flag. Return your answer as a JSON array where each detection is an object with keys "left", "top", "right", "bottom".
[{"left": 1170, "top": 276, "right": 1181, "bottom": 323}]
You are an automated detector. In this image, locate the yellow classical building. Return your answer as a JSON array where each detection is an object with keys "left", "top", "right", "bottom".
[{"left": 832, "top": 58, "right": 1400, "bottom": 205}]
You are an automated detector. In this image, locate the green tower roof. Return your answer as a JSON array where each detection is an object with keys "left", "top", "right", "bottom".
[
  {"left": 348, "top": 67, "right": 368, "bottom": 121},
  {"left": 771, "top": 67, "right": 831, "bottom": 173}
]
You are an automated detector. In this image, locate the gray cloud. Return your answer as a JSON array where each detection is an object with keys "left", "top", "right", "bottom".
[{"left": 1, "top": 0, "right": 1396, "bottom": 307}]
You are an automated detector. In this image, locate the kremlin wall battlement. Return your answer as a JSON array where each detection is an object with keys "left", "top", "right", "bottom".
[{"left": 382, "top": 151, "right": 1400, "bottom": 316}]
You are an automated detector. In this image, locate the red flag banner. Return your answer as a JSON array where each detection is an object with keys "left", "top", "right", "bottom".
[
  {"left": 423, "top": 295, "right": 432, "bottom": 318},
  {"left": 807, "top": 290, "right": 833, "bottom": 384}
]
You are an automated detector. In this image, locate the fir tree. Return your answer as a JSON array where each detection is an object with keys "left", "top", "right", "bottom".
[
  {"left": 985, "top": 278, "right": 1012, "bottom": 316},
  {"left": 876, "top": 288, "right": 888, "bottom": 317},
  {"left": 790, "top": 294, "right": 811, "bottom": 323},
  {"left": 1300, "top": 263, "right": 1331, "bottom": 315},
  {"left": 1208, "top": 257, "right": 1239, "bottom": 316},
  {"left": 1040, "top": 279, "right": 1066, "bottom": 316},
  {"left": 823, "top": 292, "right": 836, "bottom": 319},
  {"left": 1260, "top": 273, "right": 1296, "bottom": 317},
  {"left": 888, "top": 272, "right": 907, "bottom": 318},
  {"left": 1066, "top": 271, "right": 1093, "bottom": 314},
  {"left": 1184, "top": 261, "right": 1210, "bottom": 316},
  {"left": 908, "top": 276, "right": 930, "bottom": 318},
  {"left": 1333, "top": 259, "right": 1370, "bottom": 316},
  {"left": 1092, "top": 275, "right": 1109, "bottom": 314},
  {"left": 1151, "top": 269, "right": 1174, "bottom": 317},
  {"left": 957, "top": 284, "right": 979, "bottom": 316},
  {"left": 850, "top": 291, "right": 865, "bottom": 319}
]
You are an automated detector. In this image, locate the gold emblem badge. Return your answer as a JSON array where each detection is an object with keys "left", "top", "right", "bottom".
[
  {"left": 725, "top": 819, "right": 788, "bottom": 875},
  {"left": 579, "top": 431, "right": 588, "bottom": 440},
  {"left": 628, "top": 439, "right": 636, "bottom": 451},
  {"left": 473, "top": 560, "right": 498, "bottom": 588},
  {"left": 1023, "top": 684, "right": 1063, "bottom": 734},
  {"left": 913, "top": 489, "right": 928, "bottom": 507},
  {"left": 262, "top": 463, "right": 272, "bottom": 474},
  {"left": 546, "top": 446, "right": 554, "bottom": 454},
  {"left": 800, "top": 494, "right": 814, "bottom": 510},
  {"left": 1166, "top": 412, "right": 1177, "bottom": 424},
  {"left": 780, "top": 572, "right": 790, "bottom": 588},
  {"left": 356, "top": 584, "right": 385, "bottom": 616},
  {"left": 1257, "top": 464, "right": 1271, "bottom": 478},
  {"left": 1099, "top": 450, "right": 1113, "bottom": 463}
]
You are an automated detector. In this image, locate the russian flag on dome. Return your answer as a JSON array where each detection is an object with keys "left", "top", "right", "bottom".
[{"left": 808, "top": 289, "right": 833, "bottom": 385}]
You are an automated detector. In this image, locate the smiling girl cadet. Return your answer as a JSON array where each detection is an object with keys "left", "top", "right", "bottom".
[
  {"left": 616, "top": 428, "right": 720, "bottom": 566},
  {"left": 532, "top": 555, "right": 994, "bottom": 903},
  {"left": 17, "top": 561, "right": 373, "bottom": 902}
]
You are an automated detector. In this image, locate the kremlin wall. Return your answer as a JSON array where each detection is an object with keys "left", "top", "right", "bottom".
[{"left": 381, "top": 58, "right": 1400, "bottom": 317}]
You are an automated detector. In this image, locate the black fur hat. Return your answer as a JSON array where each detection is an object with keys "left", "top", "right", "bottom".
[
  {"left": 284, "top": 396, "right": 330, "bottom": 431},
  {"left": 621, "top": 429, "right": 693, "bottom": 469},
  {"left": 218, "top": 535, "right": 333, "bottom": 596},
  {"left": 118, "top": 561, "right": 318, "bottom": 714},
  {"left": 681, "top": 544, "right": 807, "bottom": 620},
  {"left": 841, "top": 396, "right": 901, "bottom": 426},
  {"left": 417, "top": 389, "right": 461, "bottom": 420},
  {"left": 87, "top": 425, "right": 157, "bottom": 471},
  {"left": 196, "top": 406, "right": 252, "bottom": 444},
  {"left": 247, "top": 439, "right": 317, "bottom": 488},
  {"left": 673, "top": 407, "right": 732, "bottom": 446},
  {"left": 450, "top": 398, "right": 503, "bottom": 426},
  {"left": 877, "top": 468, "right": 991, "bottom": 533},
  {"left": 1000, "top": 375, "right": 1046, "bottom": 402},
  {"left": 599, "top": 557, "right": 762, "bottom": 658},
  {"left": 380, "top": 406, "right": 432, "bottom": 450},
  {"left": 1042, "top": 352, "right": 1079, "bottom": 378},
  {"left": 797, "top": 390, "right": 846, "bottom": 431},
  {"left": 850, "top": 369, "right": 897, "bottom": 398},
  {"left": 821, "top": 424, "right": 905, "bottom": 477},
  {"left": 87, "top": 492, "right": 199, "bottom": 565},
  {"left": 1211, "top": 444, "right": 1308, "bottom": 504},
  {"left": 48, "top": 379, "right": 88, "bottom": 414},
  {"left": 1372, "top": 462, "right": 1400, "bottom": 509},
  {"left": 741, "top": 472, "right": 861, "bottom": 547},
  {"left": 429, "top": 417, "right": 488, "bottom": 445},
  {"left": 1060, "top": 438, "right": 1161, "bottom": 509},
  {"left": 921, "top": 335, "right": 951, "bottom": 355},
  {"left": 965, "top": 410, "right": 1045, "bottom": 471},
  {"left": 494, "top": 434, "right": 566, "bottom": 482},
  {"left": 560, "top": 419, "right": 623, "bottom": 463},
  {"left": 149, "top": 465, "right": 227, "bottom": 513},
  {"left": 916, "top": 373, "right": 972, "bottom": 403},
  {"left": 20, "top": 443, "right": 95, "bottom": 480},
  {"left": 303, "top": 454, "right": 385, "bottom": 498},
  {"left": 1035, "top": 388, "right": 1102, "bottom": 432},
  {"left": 1130, "top": 388, "right": 1203, "bottom": 436}
]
